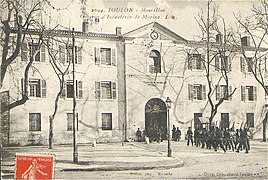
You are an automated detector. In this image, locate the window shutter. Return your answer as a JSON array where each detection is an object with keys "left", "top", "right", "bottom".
[
  {"left": 254, "top": 86, "right": 257, "bottom": 101},
  {"left": 41, "top": 80, "right": 46, "bottom": 98},
  {"left": 188, "top": 84, "right": 193, "bottom": 100},
  {"left": 215, "top": 56, "right": 220, "bottom": 71},
  {"left": 40, "top": 44, "right": 45, "bottom": 62},
  {"left": 60, "top": 82, "right": 66, "bottom": 98},
  {"left": 21, "top": 43, "right": 28, "bottom": 61},
  {"left": 202, "top": 85, "right": 206, "bottom": 100},
  {"left": 240, "top": 57, "right": 245, "bottom": 73},
  {"left": 76, "top": 81, "right": 83, "bottom": 99},
  {"left": 77, "top": 47, "right": 82, "bottom": 64},
  {"left": 241, "top": 86, "right": 245, "bottom": 101},
  {"left": 95, "top": 47, "right": 100, "bottom": 65},
  {"left": 59, "top": 45, "right": 65, "bottom": 64},
  {"left": 111, "top": 48, "right": 116, "bottom": 66},
  {"left": 112, "top": 82, "right": 116, "bottom": 99},
  {"left": 95, "top": 81, "right": 101, "bottom": 99},
  {"left": 201, "top": 55, "right": 205, "bottom": 70},
  {"left": 216, "top": 85, "right": 220, "bottom": 100},
  {"left": 228, "top": 86, "right": 232, "bottom": 100},
  {"left": 187, "top": 53, "right": 192, "bottom": 70}
]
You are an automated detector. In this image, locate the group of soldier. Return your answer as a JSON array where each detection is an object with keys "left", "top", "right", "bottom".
[
  {"left": 192, "top": 127, "right": 250, "bottom": 153},
  {"left": 172, "top": 125, "right": 182, "bottom": 142}
]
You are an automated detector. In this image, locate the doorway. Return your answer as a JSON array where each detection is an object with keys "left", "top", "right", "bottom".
[{"left": 145, "top": 98, "right": 167, "bottom": 140}]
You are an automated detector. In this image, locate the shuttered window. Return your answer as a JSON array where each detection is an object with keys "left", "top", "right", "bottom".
[
  {"left": 61, "top": 80, "right": 83, "bottom": 99},
  {"left": 28, "top": 79, "right": 46, "bottom": 98},
  {"left": 67, "top": 113, "right": 78, "bottom": 131},
  {"left": 216, "top": 85, "right": 232, "bottom": 100},
  {"left": 188, "top": 53, "right": 204, "bottom": 70},
  {"left": 94, "top": 47, "right": 116, "bottom": 66},
  {"left": 59, "top": 45, "right": 82, "bottom": 64},
  {"left": 241, "top": 86, "right": 257, "bottom": 101},
  {"left": 188, "top": 84, "right": 206, "bottom": 100},
  {"left": 95, "top": 81, "right": 116, "bottom": 99}
]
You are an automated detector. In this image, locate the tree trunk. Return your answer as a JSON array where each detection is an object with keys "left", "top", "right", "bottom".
[
  {"left": 263, "top": 112, "right": 267, "bottom": 142},
  {"left": 48, "top": 116, "right": 53, "bottom": 149}
]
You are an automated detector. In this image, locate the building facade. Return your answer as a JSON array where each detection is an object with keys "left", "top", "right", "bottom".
[{"left": 2, "top": 22, "right": 267, "bottom": 146}]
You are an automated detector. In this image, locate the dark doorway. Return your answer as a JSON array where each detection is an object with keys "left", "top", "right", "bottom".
[
  {"left": 194, "top": 113, "right": 203, "bottom": 130},
  {"left": 145, "top": 98, "right": 167, "bottom": 140}
]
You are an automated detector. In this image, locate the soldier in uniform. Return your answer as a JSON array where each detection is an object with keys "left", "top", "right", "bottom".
[{"left": 186, "top": 127, "right": 193, "bottom": 146}]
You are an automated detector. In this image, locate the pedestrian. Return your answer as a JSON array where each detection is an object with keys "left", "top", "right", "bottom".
[
  {"left": 214, "top": 127, "right": 226, "bottom": 152},
  {"left": 186, "top": 127, "right": 193, "bottom": 146},
  {"left": 175, "top": 127, "right": 181, "bottom": 142},
  {"left": 172, "top": 125, "right": 176, "bottom": 141},
  {"left": 136, "top": 128, "right": 142, "bottom": 142},
  {"left": 236, "top": 128, "right": 249, "bottom": 153}
]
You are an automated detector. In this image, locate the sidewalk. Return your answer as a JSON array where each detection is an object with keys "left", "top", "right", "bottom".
[{"left": 1, "top": 141, "right": 184, "bottom": 178}]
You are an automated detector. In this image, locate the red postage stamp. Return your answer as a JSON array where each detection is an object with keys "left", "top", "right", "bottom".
[{"left": 15, "top": 153, "right": 55, "bottom": 180}]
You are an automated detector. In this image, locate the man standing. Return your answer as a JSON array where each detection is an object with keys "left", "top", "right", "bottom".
[
  {"left": 136, "top": 128, "right": 142, "bottom": 142},
  {"left": 175, "top": 127, "right": 181, "bottom": 142},
  {"left": 186, "top": 127, "right": 193, "bottom": 146}
]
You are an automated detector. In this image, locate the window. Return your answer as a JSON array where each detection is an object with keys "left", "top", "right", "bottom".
[
  {"left": 188, "top": 84, "right": 206, "bottom": 100},
  {"left": 216, "top": 85, "right": 232, "bottom": 100},
  {"left": 188, "top": 53, "right": 204, "bottom": 70},
  {"left": 220, "top": 113, "right": 229, "bottom": 129},
  {"left": 241, "top": 57, "right": 254, "bottom": 73},
  {"left": 21, "top": 43, "right": 45, "bottom": 62},
  {"left": 67, "top": 113, "right": 78, "bottom": 131},
  {"left": 94, "top": 47, "right": 116, "bottom": 66},
  {"left": 26, "top": 79, "right": 46, "bottom": 98},
  {"left": 215, "top": 56, "right": 231, "bottom": 71},
  {"left": 246, "top": 113, "right": 254, "bottom": 128},
  {"left": 29, "top": 113, "right": 41, "bottom": 131},
  {"left": 59, "top": 45, "right": 82, "bottom": 64},
  {"left": 102, "top": 113, "right": 112, "bottom": 130},
  {"left": 241, "top": 86, "right": 257, "bottom": 101},
  {"left": 61, "top": 80, "right": 83, "bottom": 99},
  {"left": 95, "top": 81, "right": 116, "bottom": 99},
  {"left": 149, "top": 50, "right": 161, "bottom": 73}
]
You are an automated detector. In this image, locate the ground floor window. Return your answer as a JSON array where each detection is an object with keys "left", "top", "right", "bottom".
[
  {"left": 29, "top": 113, "right": 41, "bottom": 131},
  {"left": 246, "top": 113, "right": 254, "bottom": 128},
  {"left": 102, "top": 113, "right": 112, "bottom": 130},
  {"left": 220, "top": 113, "right": 229, "bottom": 129},
  {"left": 67, "top": 113, "right": 78, "bottom": 131}
]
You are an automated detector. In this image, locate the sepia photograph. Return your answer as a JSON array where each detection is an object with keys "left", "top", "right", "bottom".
[{"left": 0, "top": 0, "right": 267, "bottom": 179}]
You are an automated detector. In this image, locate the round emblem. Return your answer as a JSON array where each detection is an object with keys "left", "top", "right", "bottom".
[{"left": 150, "top": 31, "right": 159, "bottom": 40}]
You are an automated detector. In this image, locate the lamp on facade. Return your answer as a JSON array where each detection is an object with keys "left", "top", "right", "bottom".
[{"left": 165, "top": 97, "right": 172, "bottom": 157}]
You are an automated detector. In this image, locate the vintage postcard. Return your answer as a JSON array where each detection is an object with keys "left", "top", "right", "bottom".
[{"left": 0, "top": 0, "right": 267, "bottom": 179}]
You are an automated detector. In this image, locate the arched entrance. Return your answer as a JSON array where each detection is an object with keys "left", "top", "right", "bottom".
[{"left": 145, "top": 98, "right": 167, "bottom": 140}]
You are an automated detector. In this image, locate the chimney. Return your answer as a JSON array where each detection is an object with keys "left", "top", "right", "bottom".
[
  {"left": 116, "top": 27, "right": 121, "bottom": 35},
  {"left": 216, "top": 33, "right": 223, "bottom": 44},
  {"left": 241, "top": 36, "right": 250, "bottom": 46},
  {"left": 82, "top": 20, "right": 89, "bottom": 33}
]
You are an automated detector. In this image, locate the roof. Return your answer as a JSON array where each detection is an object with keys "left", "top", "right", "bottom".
[{"left": 123, "top": 21, "right": 187, "bottom": 42}]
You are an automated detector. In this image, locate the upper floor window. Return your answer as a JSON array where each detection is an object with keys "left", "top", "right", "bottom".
[
  {"left": 29, "top": 113, "right": 41, "bottom": 131},
  {"left": 241, "top": 57, "right": 254, "bottom": 73},
  {"left": 94, "top": 47, "right": 116, "bottom": 66},
  {"left": 95, "top": 81, "right": 116, "bottom": 99},
  {"left": 216, "top": 85, "right": 232, "bottom": 100},
  {"left": 241, "top": 86, "right": 257, "bottom": 101},
  {"left": 59, "top": 45, "right": 82, "bottom": 64},
  {"left": 188, "top": 53, "right": 204, "bottom": 70},
  {"left": 188, "top": 84, "right": 206, "bottom": 100},
  {"left": 61, "top": 80, "right": 83, "bottom": 99},
  {"left": 21, "top": 43, "right": 45, "bottom": 62},
  {"left": 22, "top": 78, "right": 46, "bottom": 98},
  {"left": 215, "top": 55, "right": 231, "bottom": 71},
  {"left": 149, "top": 50, "right": 161, "bottom": 73}
]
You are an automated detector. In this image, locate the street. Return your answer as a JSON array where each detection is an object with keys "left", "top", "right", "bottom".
[
  {"left": 55, "top": 140, "right": 268, "bottom": 179},
  {"left": 3, "top": 140, "right": 266, "bottom": 179}
]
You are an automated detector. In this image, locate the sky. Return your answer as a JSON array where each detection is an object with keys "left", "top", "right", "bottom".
[{"left": 46, "top": 0, "right": 256, "bottom": 40}]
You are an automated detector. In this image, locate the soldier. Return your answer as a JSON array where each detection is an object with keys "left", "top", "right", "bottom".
[
  {"left": 136, "top": 128, "right": 142, "bottom": 142},
  {"left": 175, "top": 127, "right": 181, "bottom": 142},
  {"left": 236, "top": 128, "right": 249, "bottom": 153},
  {"left": 214, "top": 127, "right": 226, "bottom": 152},
  {"left": 186, "top": 127, "right": 193, "bottom": 146},
  {"left": 172, "top": 125, "right": 176, "bottom": 141}
]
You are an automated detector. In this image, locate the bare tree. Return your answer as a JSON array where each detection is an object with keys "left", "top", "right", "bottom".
[
  {"left": 234, "top": 0, "right": 268, "bottom": 141},
  {"left": 195, "top": 0, "right": 237, "bottom": 130}
]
